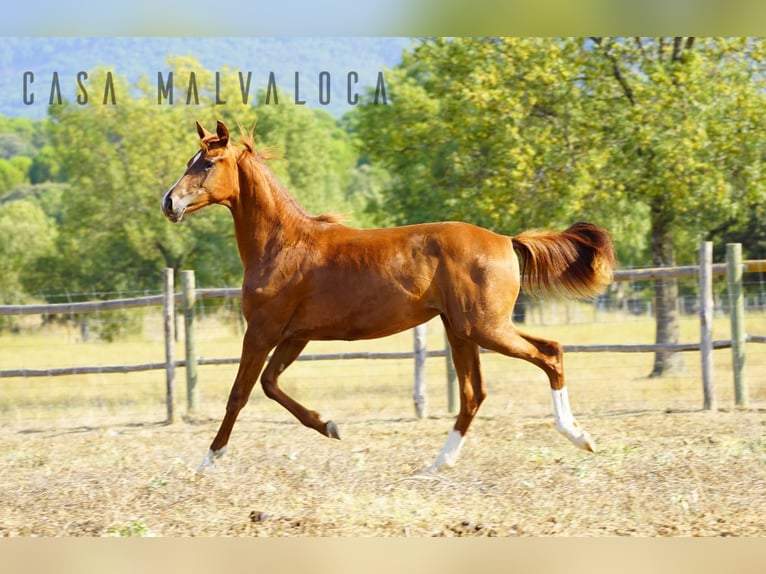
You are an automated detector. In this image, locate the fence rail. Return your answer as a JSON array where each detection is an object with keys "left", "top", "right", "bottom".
[
  {"left": 1, "top": 243, "right": 765, "bottom": 421},
  {"left": 611, "top": 260, "right": 766, "bottom": 281},
  {"left": 0, "top": 294, "right": 167, "bottom": 316},
  {"left": 4, "top": 338, "right": 754, "bottom": 380},
  {"left": 4, "top": 259, "right": 764, "bottom": 319}
]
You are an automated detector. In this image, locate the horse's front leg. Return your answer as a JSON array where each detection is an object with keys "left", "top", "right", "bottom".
[
  {"left": 260, "top": 339, "right": 340, "bottom": 439},
  {"left": 199, "top": 331, "right": 271, "bottom": 471}
]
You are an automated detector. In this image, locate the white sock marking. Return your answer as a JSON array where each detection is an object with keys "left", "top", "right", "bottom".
[
  {"left": 198, "top": 447, "right": 226, "bottom": 472},
  {"left": 551, "top": 388, "right": 595, "bottom": 452},
  {"left": 430, "top": 429, "right": 465, "bottom": 471}
]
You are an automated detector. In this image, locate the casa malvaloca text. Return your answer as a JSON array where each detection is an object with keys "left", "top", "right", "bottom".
[{"left": 22, "top": 70, "right": 389, "bottom": 106}]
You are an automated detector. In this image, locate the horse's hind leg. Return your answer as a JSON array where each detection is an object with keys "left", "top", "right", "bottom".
[
  {"left": 477, "top": 327, "right": 595, "bottom": 452},
  {"left": 260, "top": 339, "right": 340, "bottom": 439},
  {"left": 430, "top": 326, "right": 486, "bottom": 471}
]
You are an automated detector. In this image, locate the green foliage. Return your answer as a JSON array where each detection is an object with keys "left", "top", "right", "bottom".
[
  {"left": 342, "top": 162, "right": 392, "bottom": 227},
  {"left": 0, "top": 198, "right": 57, "bottom": 302},
  {"left": 107, "top": 519, "right": 149, "bottom": 537},
  {"left": 0, "top": 157, "right": 28, "bottom": 189},
  {"left": 0, "top": 116, "right": 49, "bottom": 151},
  {"left": 0, "top": 56, "right": 384, "bottom": 316},
  {"left": 0, "top": 133, "right": 35, "bottom": 159},
  {"left": 29, "top": 145, "right": 65, "bottom": 183},
  {"left": 355, "top": 38, "right": 594, "bottom": 232},
  {"left": 355, "top": 37, "right": 766, "bottom": 267},
  {"left": 583, "top": 37, "right": 766, "bottom": 265},
  {"left": 0, "top": 114, "right": 64, "bottom": 306}
]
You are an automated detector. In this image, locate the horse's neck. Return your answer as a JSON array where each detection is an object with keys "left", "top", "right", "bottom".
[{"left": 231, "top": 159, "right": 314, "bottom": 268}]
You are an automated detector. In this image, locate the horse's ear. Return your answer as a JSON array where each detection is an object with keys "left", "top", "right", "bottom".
[
  {"left": 216, "top": 121, "right": 230, "bottom": 146},
  {"left": 195, "top": 121, "right": 209, "bottom": 140}
]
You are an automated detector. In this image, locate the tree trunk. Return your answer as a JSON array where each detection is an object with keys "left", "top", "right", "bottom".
[{"left": 649, "top": 202, "right": 685, "bottom": 377}]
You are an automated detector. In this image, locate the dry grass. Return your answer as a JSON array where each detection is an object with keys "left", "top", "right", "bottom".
[
  {"left": 1, "top": 409, "right": 765, "bottom": 537},
  {"left": 1, "top": 306, "right": 765, "bottom": 537}
]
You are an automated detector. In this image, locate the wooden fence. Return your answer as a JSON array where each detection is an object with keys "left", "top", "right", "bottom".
[{"left": 1, "top": 242, "right": 764, "bottom": 422}]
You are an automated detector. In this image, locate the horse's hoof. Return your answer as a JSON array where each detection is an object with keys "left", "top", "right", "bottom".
[
  {"left": 425, "top": 462, "right": 443, "bottom": 474},
  {"left": 556, "top": 419, "right": 596, "bottom": 454},
  {"left": 428, "top": 454, "right": 456, "bottom": 473},
  {"left": 569, "top": 430, "right": 596, "bottom": 453},
  {"left": 197, "top": 447, "right": 226, "bottom": 472},
  {"left": 326, "top": 421, "right": 340, "bottom": 439}
]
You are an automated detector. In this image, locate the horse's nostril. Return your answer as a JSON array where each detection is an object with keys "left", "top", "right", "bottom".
[{"left": 162, "top": 194, "right": 173, "bottom": 214}]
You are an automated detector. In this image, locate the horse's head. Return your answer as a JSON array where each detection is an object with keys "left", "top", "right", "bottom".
[{"left": 162, "top": 120, "right": 240, "bottom": 222}]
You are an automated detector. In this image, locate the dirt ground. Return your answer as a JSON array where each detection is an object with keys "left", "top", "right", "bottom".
[{"left": 1, "top": 406, "right": 765, "bottom": 537}]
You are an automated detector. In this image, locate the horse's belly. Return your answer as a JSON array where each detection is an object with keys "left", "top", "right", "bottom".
[{"left": 288, "top": 295, "right": 440, "bottom": 341}]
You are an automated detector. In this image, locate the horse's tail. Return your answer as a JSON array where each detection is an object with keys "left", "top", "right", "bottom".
[{"left": 511, "top": 222, "right": 616, "bottom": 300}]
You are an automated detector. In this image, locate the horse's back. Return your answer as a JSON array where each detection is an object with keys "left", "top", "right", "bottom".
[
  {"left": 323, "top": 220, "right": 519, "bottom": 306},
  {"left": 325, "top": 220, "right": 514, "bottom": 259}
]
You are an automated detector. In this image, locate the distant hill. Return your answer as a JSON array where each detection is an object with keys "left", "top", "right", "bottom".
[{"left": 0, "top": 37, "right": 412, "bottom": 118}]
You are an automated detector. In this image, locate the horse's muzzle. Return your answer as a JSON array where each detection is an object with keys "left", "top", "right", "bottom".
[{"left": 161, "top": 193, "right": 183, "bottom": 222}]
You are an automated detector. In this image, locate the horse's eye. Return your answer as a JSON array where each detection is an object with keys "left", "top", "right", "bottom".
[{"left": 203, "top": 159, "right": 214, "bottom": 170}]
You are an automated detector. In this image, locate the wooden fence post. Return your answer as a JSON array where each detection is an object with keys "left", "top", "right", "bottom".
[
  {"left": 182, "top": 270, "right": 198, "bottom": 414},
  {"left": 163, "top": 268, "right": 176, "bottom": 424},
  {"left": 413, "top": 323, "right": 428, "bottom": 419},
  {"left": 445, "top": 331, "right": 457, "bottom": 414},
  {"left": 699, "top": 241, "right": 715, "bottom": 410},
  {"left": 726, "top": 243, "right": 748, "bottom": 407}
]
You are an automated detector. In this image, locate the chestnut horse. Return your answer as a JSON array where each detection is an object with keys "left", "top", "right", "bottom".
[{"left": 162, "top": 121, "right": 615, "bottom": 472}]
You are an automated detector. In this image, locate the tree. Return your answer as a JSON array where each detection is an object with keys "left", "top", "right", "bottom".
[
  {"left": 355, "top": 38, "right": 636, "bottom": 235},
  {"left": 585, "top": 37, "right": 766, "bottom": 375},
  {"left": 0, "top": 198, "right": 57, "bottom": 303},
  {"left": 355, "top": 37, "right": 766, "bottom": 376},
  {"left": 29, "top": 145, "right": 65, "bottom": 183},
  {"left": 0, "top": 157, "right": 28, "bottom": 190},
  {"left": 0, "top": 132, "right": 34, "bottom": 159}
]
